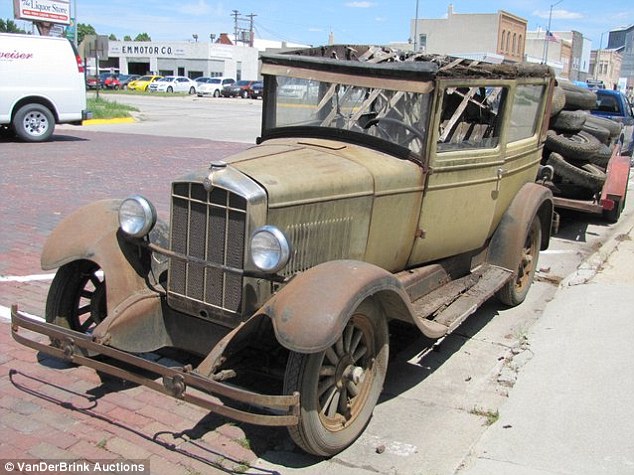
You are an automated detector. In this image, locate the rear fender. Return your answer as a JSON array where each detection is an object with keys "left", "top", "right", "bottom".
[
  {"left": 258, "top": 260, "right": 442, "bottom": 353},
  {"left": 488, "top": 183, "right": 553, "bottom": 270}
]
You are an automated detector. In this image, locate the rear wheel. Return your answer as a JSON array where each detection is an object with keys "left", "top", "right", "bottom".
[
  {"left": 283, "top": 300, "right": 388, "bottom": 456},
  {"left": 167, "top": 86, "right": 173, "bottom": 93},
  {"left": 496, "top": 216, "right": 541, "bottom": 306}
]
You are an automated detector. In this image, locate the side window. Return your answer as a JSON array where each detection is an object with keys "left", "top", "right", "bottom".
[
  {"left": 508, "top": 84, "right": 545, "bottom": 142},
  {"left": 437, "top": 86, "right": 505, "bottom": 152}
]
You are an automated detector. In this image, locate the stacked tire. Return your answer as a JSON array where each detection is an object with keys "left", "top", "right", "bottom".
[{"left": 545, "top": 81, "right": 623, "bottom": 200}]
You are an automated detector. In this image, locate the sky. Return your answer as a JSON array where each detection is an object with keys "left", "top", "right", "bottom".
[{"left": 3, "top": 0, "right": 633, "bottom": 49}]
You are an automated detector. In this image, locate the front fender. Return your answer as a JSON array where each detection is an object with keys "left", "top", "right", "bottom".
[
  {"left": 259, "top": 260, "right": 444, "bottom": 353},
  {"left": 41, "top": 200, "right": 161, "bottom": 346}
]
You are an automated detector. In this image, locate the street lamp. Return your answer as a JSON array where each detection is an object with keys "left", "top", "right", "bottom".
[
  {"left": 542, "top": 0, "right": 563, "bottom": 64},
  {"left": 192, "top": 34, "right": 198, "bottom": 42}
]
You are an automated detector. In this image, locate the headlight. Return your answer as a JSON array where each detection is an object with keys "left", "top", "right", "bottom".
[
  {"left": 118, "top": 195, "right": 156, "bottom": 238},
  {"left": 251, "top": 225, "right": 291, "bottom": 273}
]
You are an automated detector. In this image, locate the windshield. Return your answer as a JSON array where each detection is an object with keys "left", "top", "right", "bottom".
[{"left": 265, "top": 75, "right": 432, "bottom": 158}]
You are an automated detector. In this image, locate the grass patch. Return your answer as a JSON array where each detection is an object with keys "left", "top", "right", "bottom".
[
  {"left": 469, "top": 407, "right": 500, "bottom": 426},
  {"left": 87, "top": 96, "right": 139, "bottom": 120}
]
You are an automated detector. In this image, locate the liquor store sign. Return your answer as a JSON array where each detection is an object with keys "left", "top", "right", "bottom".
[{"left": 13, "top": 0, "right": 71, "bottom": 24}]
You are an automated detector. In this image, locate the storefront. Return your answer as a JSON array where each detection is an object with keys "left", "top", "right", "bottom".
[{"left": 87, "top": 40, "right": 260, "bottom": 80}]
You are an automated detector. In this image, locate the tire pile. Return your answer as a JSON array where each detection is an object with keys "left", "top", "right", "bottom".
[{"left": 544, "top": 81, "right": 623, "bottom": 200}]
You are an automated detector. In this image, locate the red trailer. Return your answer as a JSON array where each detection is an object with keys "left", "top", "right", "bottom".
[{"left": 548, "top": 146, "right": 630, "bottom": 223}]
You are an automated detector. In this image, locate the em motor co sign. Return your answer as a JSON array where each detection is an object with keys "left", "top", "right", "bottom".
[{"left": 13, "top": 0, "right": 71, "bottom": 24}]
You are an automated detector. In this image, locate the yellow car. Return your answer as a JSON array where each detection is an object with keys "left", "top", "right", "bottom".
[{"left": 126, "top": 75, "right": 162, "bottom": 91}]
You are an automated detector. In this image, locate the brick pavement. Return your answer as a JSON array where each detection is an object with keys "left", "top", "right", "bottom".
[{"left": 0, "top": 130, "right": 299, "bottom": 473}]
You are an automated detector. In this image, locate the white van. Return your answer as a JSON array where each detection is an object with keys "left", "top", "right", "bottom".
[{"left": 0, "top": 33, "right": 90, "bottom": 142}]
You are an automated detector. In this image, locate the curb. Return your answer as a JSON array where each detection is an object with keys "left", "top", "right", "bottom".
[
  {"left": 560, "top": 194, "right": 634, "bottom": 287},
  {"left": 82, "top": 117, "right": 137, "bottom": 126}
]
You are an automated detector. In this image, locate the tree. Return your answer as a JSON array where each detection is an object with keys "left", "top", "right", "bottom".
[
  {"left": 134, "top": 33, "right": 151, "bottom": 42},
  {"left": 123, "top": 35, "right": 132, "bottom": 41},
  {"left": 77, "top": 23, "right": 96, "bottom": 44},
  {"left": 109, "top": 33, "right": 117, "bottom": 41},
  {"left": 1, "top": 18, "right": 26, "bottom": 33}
]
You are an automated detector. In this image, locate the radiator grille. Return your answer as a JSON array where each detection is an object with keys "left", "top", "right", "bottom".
[{"left": 168, "top": 182, "right": 247, "bottom": 319}]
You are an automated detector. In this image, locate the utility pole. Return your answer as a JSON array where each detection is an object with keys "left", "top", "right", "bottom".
[
  {"left": 246, "top": 13, "right": 257, "bottom": 47},
  {"left": 232, "top": 10, "right": 240, "bottom": 44}
]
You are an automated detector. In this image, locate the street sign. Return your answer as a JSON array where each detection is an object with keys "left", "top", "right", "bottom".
[{"left": 13, "top": 0, "right": 71, "bottom": 25}]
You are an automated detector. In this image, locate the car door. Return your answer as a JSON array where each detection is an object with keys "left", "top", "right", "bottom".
[{"left": 408, "top": 80, "right": 508, "bottom": 265}]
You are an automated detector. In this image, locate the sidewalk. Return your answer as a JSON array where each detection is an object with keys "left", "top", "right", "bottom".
[{"left": 458, "top": 212, "right": 634, "bottom": 474}]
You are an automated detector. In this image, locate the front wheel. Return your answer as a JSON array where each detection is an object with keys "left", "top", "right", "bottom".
[
  {"left": 283, "top": 300, "right": 388, "bottom": 456},
  {"left": 496, "top": 216, "right": 541, "bottom": 306},
  {"left": 13, "top": 104, "right": 55, "bottom": 142},
  {"left": 46, "top": 260, "right": 107, "bottom": 334}
]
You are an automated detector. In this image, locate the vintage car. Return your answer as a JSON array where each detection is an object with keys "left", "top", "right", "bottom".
[{"left": 12, "top": 45, "right": 555, "bottom": 457}]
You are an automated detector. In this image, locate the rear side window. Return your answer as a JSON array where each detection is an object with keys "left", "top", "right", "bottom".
[
  {"left": 507, "top": 85, "right": 545, "bottom": 142},
  {"left": 437, "top": 86, "right": 505, "bottom": 152}
]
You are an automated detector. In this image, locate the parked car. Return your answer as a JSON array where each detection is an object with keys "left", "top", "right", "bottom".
[
  {"left": 250, "top": 80, "right": 263, "bottom": 99},
  {"left": 85, "top": 75, "right": 99, "bottom": 90},
  {"left": 12, "top": 45, "right": 555, "bottom": 456},
  {"left": 100, "top": 73, "right": 121, "bottom": 90},
  {"left": 119, "top": 74, "right": 141, "bottom": 89},
  {"left": 0, "top": 33, "right": 90, "bottom": 142},
  {"left": 221, "top": 79, "right": 258, "bottom": 98},
  {"left": 591, "top": 89, "right": 634, "bottom": 156},
  {"left": 148, "top": 76, "right": 197, "bottom": 94},
  {"left": 127, "top": 75, "right": 162, "bottom": 91},
  {"left": 194, "top": 76, "right": 215, "bottom": 85},
  {"left": 196, "top": 77, "right": 235, "bottom": 97}
]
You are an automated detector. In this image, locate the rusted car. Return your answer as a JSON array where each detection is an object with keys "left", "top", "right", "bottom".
[{"left": 12, "top": 45, "right": 555, "bottom": 456}]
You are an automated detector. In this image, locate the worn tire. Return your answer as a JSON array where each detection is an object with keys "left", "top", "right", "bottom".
[
  {"left": 558, "top": 81, "right": 597, "bottom": 111},
  {"left": 496, "top": 215, "right": 541, "bottom": 306},
  {"left": 550, "top": 110, "right": 586, "bottom": 133},
  {"left": 585, "top": 114, "right": 622, "bottom": 139},
  {"left": 547, "top": 152, "right": 606, "bottom": 190},
  {"left": 46, "top": 260, "right": 107, "bottom": 356},
  {"left": 12, "top": 103, "right": 55, "bottom": 142},
  {"left": 284, "top": 300, "right": 388, "bottom": 456},
  {"left": 549, "top": 182, "right": 596, "bottom": 200},
  {"left": 587, "top": 144, "right": 613, "bottom": 167},
  {"left": 582, "top": 121, "right": 611, "bottom": 144},
  {"left": 550, "top": 86, "right": 566, "bottom": 117},
  {"left": 545, "top": 130, "right": 602, "bottom": 161}
]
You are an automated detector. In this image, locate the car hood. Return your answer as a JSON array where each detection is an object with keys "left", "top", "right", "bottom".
[{"left": 190, "top": 137, "right": 424, "bottom": 208}]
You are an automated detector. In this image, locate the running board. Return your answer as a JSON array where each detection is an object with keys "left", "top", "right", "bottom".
[{"left": 411, "top": 264, "right": 513, "bottom": 337}]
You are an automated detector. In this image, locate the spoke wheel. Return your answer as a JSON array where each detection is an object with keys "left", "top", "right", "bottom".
[
  {"left": 46, "top": 260, "right": 107, "bottom": 336},
  {"left": 284, "top": 300, "right": 388, "bottom": 456},
  {"left": 497, "top": 217, "right": 541, "bottom": 306}
]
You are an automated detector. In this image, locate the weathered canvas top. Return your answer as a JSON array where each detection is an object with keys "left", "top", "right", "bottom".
[{"left": 260, "top": 44, "right": 553, "bottom": 81}]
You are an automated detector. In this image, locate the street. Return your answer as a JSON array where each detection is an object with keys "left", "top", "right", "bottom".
[{"left": 1, "top": 95, "right": 633, "bottom": 474}]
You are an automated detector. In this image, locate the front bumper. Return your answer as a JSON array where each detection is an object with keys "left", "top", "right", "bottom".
[{"left": 10, "top": 305, "right": 299, "bottom": 427}]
